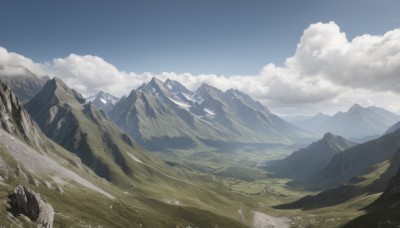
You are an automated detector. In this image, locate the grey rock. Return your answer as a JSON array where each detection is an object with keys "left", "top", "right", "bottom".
[
  {"left": 0, "top": 80, "right": 44, "bottom": 149},
  {"left": 8, "top": 185, "right": 54, "bottom": 228}
]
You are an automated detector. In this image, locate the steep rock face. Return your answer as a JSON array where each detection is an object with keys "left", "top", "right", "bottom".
[
  {"left": 0, "top": 80, "right": 44, "bottom": 149},
  {"left": 8, "top": 185, "right": 54, "bottom": 228}
]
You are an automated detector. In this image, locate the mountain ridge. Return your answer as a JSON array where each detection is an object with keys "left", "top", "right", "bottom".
[{"left": 109, "top": 77, "right": 315, "bottom": 151}]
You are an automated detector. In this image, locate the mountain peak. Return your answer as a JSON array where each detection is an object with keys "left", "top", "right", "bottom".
[
  {"left": 149, "top": 77, "right": 163, "bottom": 85},
  {"left": 164, "top": 79, "right": 191, "bottom": 94},
  {"left": 38, "top": 77, "right": 86, "bottom": 104},
  {"left": 322, "top": 132, "right": 336, "bottom": 140},
  {"left": 348, "top": 103, "right": 364, "bottom": 112},
  {"left": 197, "top": 83, "right": 222, "bottom": 93},
  {"left": 91, "top": 90, "right": 119, "bottom": 112},
  {"left": 144, "top": 77, "right": 165, "bottom": 92}
]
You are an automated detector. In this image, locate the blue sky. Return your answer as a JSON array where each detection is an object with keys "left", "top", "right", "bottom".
[
  {"left": 1, "top": 0, "right": 399, "bottom": 75},
  {"left": 1, "top": 1, "right": 400, "bottom": 115}
]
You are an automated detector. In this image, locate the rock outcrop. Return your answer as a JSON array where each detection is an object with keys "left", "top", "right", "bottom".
[
  {"left": 0, "top": 80, "right": 44, "bottom": 149},
  {"left": 8, "top": 185, "right": 54, "bottom": 228}
]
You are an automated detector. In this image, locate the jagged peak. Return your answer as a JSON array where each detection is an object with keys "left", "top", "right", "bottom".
[
  {"left": 45, "top": 77, "right": 70, "bottom": 93},
  {"left": 148, "top": 77, "right": 163, "bottom": 86},
  {"left": 164, "top": 79, "right": 192, "bottom": 94},
  {"left": 137, "top": 82, "right": 146, "bottom": 91},
  {"left": 224, "top": 87, "right": 270, "bottom": 112},
  {"left": 197, "top": 83, "right": 222, "bottom": 94},
  {"left": 39, "top": 77, "right": 86, "bottom": 104},
  {"left": 142, "top": 77, "right": 167, "bottom": 93}
]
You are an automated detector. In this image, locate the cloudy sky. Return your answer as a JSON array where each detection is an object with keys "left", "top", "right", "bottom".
[{"left": 1, "top": 0, "right": 400, "bottom": 115}]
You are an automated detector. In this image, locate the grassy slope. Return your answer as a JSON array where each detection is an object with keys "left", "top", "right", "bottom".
[{"left": 0, "top": 134, "right": 248, "bottom": 227}]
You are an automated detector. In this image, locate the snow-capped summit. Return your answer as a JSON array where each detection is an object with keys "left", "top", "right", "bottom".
[
  {"left": 91, "top": 90, "right": 120, "bottom": 113},
  {"left": 165, "top": 79, "right": 192, "bottom": 95}
]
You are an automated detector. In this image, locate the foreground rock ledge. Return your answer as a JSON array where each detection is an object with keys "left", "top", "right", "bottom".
[{"left": 8, "top": 185, "right": 54, "bottom": 228}]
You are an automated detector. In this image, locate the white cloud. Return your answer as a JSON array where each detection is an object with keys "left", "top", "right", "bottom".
[
  {"left": 287, "top": 22, "right": 400, "bottom": 93},
  {"left": 0, "top": 21, "right": 400, "bottom": 114},
  {"left": 0, "top": 47, "right": 45, "bottom": 76}
]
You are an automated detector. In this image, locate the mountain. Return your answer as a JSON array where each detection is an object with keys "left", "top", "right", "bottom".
[
  {"left": 0, "top": 79, "right": 139, "bottom": 226},
  {"left": 315, "top": 104, "right": 400, "bottom": 139},
  {"left": 385, "top": 120, "right": 400, "bottom": 134},
  {"left": 25, "top": 77, "right": 165, "bottom": 183},
  {"left": 22, "top": 77, "right": 248, "bottom": 227},
  {"left": 0, "top": 78, "right": 246, "bottom": 227},
  {"left": 109, "top": 77, "right": 314, "bottom": 151},
  {"left": 343, "top": 149, "right": 400, "bottom": 227},
  {"left": 268, "top": 133, "right": 356, "bottom": 179},
  {"left": 88, "top": 90, "right": 120, "bottom": 113},
  {"left": 308, "top": 128, "right": 400, "bottom": 189},
  {"left": 0, "top": 80, "right": 45, "bottom": 150},
  {"left": 285, "top": 112, "right": 330, "bottom": 132},
  {"left": 0, "top": 65, "right": 49, "bottom": 103}
]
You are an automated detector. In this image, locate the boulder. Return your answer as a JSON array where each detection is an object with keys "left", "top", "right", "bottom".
[{"left": 8, "top": 185, "right": 54, "bottom": 228}]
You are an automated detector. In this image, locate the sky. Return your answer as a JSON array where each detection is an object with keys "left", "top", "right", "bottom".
[{"left": 0, "top": 0, "right": 400, "bottom": 115}]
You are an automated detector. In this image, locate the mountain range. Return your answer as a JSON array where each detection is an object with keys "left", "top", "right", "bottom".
[
  {"left": 287, "top": 104, "right": 400, "bottom": 139},
  {"left": 109, "top": 77, "right": 314, "bottom": 151},
  {"left": 0, "top": 77, "right": 250, "bottom": 227},
  {"left": 0, "top": 71, "right": 399, "bottom": 226}
]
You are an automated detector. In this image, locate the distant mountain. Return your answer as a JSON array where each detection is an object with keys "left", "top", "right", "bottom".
[
  {"left": 315, "top": 104, "right": 400, "bottom": 138},
  {"left": 384, "top": 120, "right": 400, "bottom": 135},
  {"left": 268, "top": 133, "right": 356, "bottom": 179},
  {"left": 88, "top": 90, "right": 120, "bottom": 113},
  {"left": 109, "top": 77, "right": 314, "bottom": 151},
  {"left": 0, "top": 65, "right": 49, "bottom": 103},
  {"left": 285, "top": 112, "right": 330, "bottom": 132}
]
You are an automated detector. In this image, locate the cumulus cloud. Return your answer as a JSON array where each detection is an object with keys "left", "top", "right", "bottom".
[
  {"left": 0, "top": 21, "right": 399, "bottom": 114},
  {"left": 287, "top": 21, "right": 400, "bottom": 93},
  {"left": 45, "top": 54, "right": 140, "bottom": 96},
  {"left": 0, "top": 47, "right": 45, "bottom": 76}
]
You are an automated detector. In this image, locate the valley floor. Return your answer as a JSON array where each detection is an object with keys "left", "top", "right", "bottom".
[{"left": 153, "top": 145, "right": 379, "bottom": 227}]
